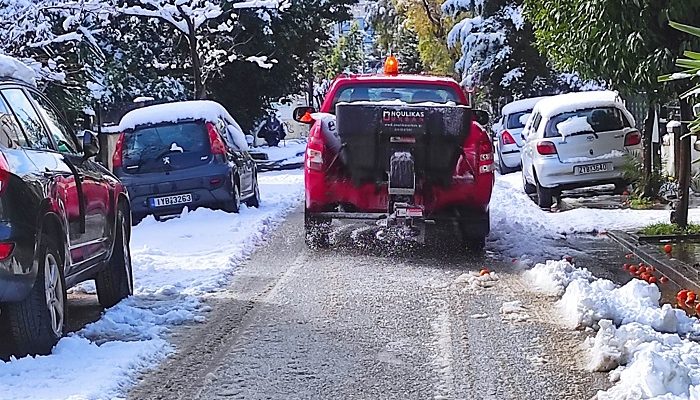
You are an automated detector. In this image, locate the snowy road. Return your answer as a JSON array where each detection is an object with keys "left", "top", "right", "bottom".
[{"left": 128, "top": 210, "right": 610, "bottom": 400}]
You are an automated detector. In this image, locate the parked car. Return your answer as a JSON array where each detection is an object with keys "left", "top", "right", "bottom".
[
  {"left": 520, "top": 91, "right": 642, "bottom": 208},
  {"left": 113, "top": 100, "right": 260, "bottom": 223},
  {"left": 492, "top": 97, "right": 548, "bottom": 174},
  {"left": 295, "top": 57, "right": 494, "bottom": 252},
  {"left": 0, "top": 56, "right": 133, "bottom": 356}
]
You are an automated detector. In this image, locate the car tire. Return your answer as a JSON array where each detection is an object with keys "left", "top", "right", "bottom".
[
  {"left": 96, "top": 207, "right": 133, "bottom": 309},
  {"left": 465, "top": 236, "right": 486, "bottom": 253},
  {"left": 304, "top": 209, "right": 331, "bottom": 248},
  {"left": 5, "top": 234, "right": 66, "bottom": 356},
  {"left": 614, "top": 181, "right": 629, "bottom": 195},
  {"left": 245, "top": 175, "right": 261, "bottom": 208},
  {"left": 131, "top": 212, "right": 146, "bottom": 226},
  {"left": 535, "top": 173, "right": 554, "bottom": 209},
  {"left": 222, "top": 179, "right": 241, "bottom": 213},
  {"left": 523, "top": 170, "right": 536, "bottom": 195}
]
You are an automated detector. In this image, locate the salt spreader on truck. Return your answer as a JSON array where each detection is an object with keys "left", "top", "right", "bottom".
[{"left": 294, "top": 57, "right": 495, "bottom": 252}]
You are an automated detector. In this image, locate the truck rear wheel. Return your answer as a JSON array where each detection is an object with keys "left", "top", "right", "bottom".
[{"left": 304, "top": 210, "right": 331, "bottom": 248}]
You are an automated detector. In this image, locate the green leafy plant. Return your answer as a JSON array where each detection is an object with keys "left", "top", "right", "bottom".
[
  {"left": 640, "top": 222, "right": 700, "bottom": 235},
  {"left": 621, "top": 154, "right": 666, "bottom": 199}
]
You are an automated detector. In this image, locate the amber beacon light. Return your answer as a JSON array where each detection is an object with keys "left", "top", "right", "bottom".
[{"left": 384, "top": 55, "right": 399, "bottom": 76}]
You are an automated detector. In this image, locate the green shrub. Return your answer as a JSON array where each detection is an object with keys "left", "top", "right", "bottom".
[{"left": 640, "top": 222, "right": 700, "bottom": 235}]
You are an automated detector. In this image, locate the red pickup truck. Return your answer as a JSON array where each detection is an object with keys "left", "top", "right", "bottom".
[{"left": 295, "top": 60, "right": 495, "bottom": 252}]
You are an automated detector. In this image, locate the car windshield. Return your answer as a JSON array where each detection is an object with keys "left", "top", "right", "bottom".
[
  {"left": 545, "top": 107, "right": 628, "bottom": 138},
  {"left": 330, "top": 83, "right": 461, "bottom": 112},
  {"left": 122, "top": 121, "right": 210, "bottom": 172},
  {"left": 506, "top": 110, "right": 532, "bottom": 129}
]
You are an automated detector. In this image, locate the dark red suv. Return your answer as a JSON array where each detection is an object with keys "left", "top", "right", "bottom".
[{"left": 0, "top": 77, "right": 133, "bottom": 356}]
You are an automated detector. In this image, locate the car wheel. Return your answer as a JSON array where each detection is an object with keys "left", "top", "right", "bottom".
[
  {"left": 523, "top": 170, "right": 536, "bottom": 195},
  {"left": 96, "top": 207, "right": 133, "bottom": 309},
  {"left": 245, "top": 175, "right": 261, "bottom": 208},
  {"left": 535, "top": 173, "right": 554, "bottom": 209},
  {"left": 5, "top": 234, "right": 66, "bottom": 356},
  {"left": 614, "top": 181, "right": 629, "bottom": 195},
  {"left": 222, "top": 179, "right": 241, "bottom": 213},
  {"left": 304, "top": 208, "right": 331, "bottom": 248}
]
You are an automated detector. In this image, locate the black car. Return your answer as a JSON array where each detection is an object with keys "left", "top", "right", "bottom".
[
  {"left": 0, "top": 76, "right": 133, "bottom": 356},
  {"left": 113, "top": 100, "right": 260, "bottom": 222}
]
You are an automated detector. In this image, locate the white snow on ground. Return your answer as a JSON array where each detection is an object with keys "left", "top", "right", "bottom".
[
  {"left": 0, "top": 170, "right": 304, "bottom": 400},
  {"left": 526, "top": 259, "right": 700, "bottom": 398},
  {"left": 488, "top": 172, "right": 700, "bottom": 261}
]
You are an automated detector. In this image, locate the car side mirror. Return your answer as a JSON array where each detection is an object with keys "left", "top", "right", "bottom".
[
  {"left": 81, "top": 130, "right": 100, "bottom": 159},
  {"left": 472, "top": 109, "right": 490, "bottom": 126},
  {"left": 293, "top": 106, "right": 315, "bottom": 124},
  {"left": 245, "top": 134, "right": 255, "bottom": 146}
]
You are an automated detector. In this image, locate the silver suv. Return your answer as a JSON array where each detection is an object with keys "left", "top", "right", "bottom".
[{"left": 520, "top": 91, "right": 642, "bottom": 208}]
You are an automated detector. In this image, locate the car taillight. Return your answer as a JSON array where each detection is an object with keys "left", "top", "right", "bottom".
[
  {"left": 0, "top": 242, "right": 14, "bottom": 260},
  {"left": 501, "top": 130, "right": 516, "bottom": 145},
  {"left": 306, "top": 148, "right": 324, "bottom": 171},
  {"left": 206, "top": 122, "right": 226, "bottom": 155},
  {"left": 625, "top": 130, "right": 641, "bottom": 146},
  {"left": 112, "top": 132, "right": 125, "bottom": 169},
  {"left": 477, "top": 132, "right": 495, "bottom": 174},
  {"left": 537, "top": 141, "right": 558, "bottom": 155}
]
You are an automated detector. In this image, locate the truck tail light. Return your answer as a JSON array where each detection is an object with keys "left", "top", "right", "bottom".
[
  {"left": 306, "top": 148, "right": 324, "bottom": 171},
  {"left": 501, "top": 130, "right": 516, "bottom": 145},
  {"left": 625, "top": 130, "right": 641, "bottom": 146},
  {"left": 112, "top": 133, "right": 125, "bottom": 169},
  {"left": 206, "top": 122, "right": 227, "bottom": 155},
  {"left": 537, "top": 141, "right": 558, "bottom": 155},
  {"left": 477, "top": 132, "right": 495, "bottom": 175}
]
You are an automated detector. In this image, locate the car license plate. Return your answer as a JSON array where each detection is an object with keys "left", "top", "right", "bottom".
[
  {"left": 574, "top": 163, "right": 612, "bottom": 175},
  {"left": 150, "top": 193, "right": 193, "bottom": 208}
]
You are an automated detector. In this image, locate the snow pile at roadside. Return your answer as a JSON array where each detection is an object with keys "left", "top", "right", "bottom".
[
  {"left": 0, "top": 170, "right": 304, "bottom": 400},
  {"left": 488, "top": 173, "right": 700, "bottom": 261},
  {"left": 253, "top": 139, "right": 306, "bottom": 165},
  {"left": 526, "top": 259, "right": 700, "bottom": 398}
]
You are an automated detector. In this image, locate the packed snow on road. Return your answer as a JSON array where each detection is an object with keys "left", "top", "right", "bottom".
[{"left": 0, "top": 170, "right": 303, "bottom": 400}]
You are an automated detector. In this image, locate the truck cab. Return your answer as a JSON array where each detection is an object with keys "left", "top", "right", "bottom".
[{"left": 296, "top": 58, "right": 495, "bottom": 252}]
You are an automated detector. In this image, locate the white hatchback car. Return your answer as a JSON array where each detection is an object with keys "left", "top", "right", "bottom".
[
  {"left": 492, "top": 97, "right": 549, "bottom": 174},
  {"left": 520, "top": 91, "right": 642, "bottom": 208}
]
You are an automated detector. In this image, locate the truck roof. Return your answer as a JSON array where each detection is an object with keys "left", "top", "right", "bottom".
[{"left": 333, "top": 74, "right": 462, "bottom": 86}]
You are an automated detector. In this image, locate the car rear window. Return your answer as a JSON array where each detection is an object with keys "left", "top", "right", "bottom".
[
  {"left": 545, "top": 107, "right": 628, "bottom": 138},
  {"left": 506, "top": 110, "right": 532, "bottom": 130},
  {"left": 122, "top": 121, "right": 210, "bottom": 173},
  {"left": 330, "top": 83, "right": 461, "bottom": 112}
]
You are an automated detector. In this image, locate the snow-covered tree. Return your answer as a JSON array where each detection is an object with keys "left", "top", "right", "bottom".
[
  {"left": 114, "top": 0, "right": 287, "bottom": 98},
  {"left": 367, "top": 0, "right": 423, "bottom": 73}
]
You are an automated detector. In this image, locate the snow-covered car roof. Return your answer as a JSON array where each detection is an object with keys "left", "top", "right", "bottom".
[
  {"left": 0, "top": 54, "right": 36, "bottom": 86},
  {"left": 501, "top": 96, "right": 549, "bottom": 116},
  {"left": 534, "top": 91, "right": 625, "bottom": 118},
  {"left": 118, "top": 100, "right": 248, "bottom": 150}
]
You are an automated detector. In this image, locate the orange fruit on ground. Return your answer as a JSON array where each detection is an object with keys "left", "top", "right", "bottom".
[
  {"left": 479, "top": 269, "right": 490, "bottom": 276},
  {"left": 647, "top": 265, "right": 655, "bottom": 272},
  {"left": 648, "top": 276, "right": 658, "bottom": 284},
  {"left": 625, "top": 253, "right": 633, "bottom": 259},
  {"left": 640, "top": 273, "right": 650, "bottom": 281},
  {"left": 660, "top": 276, "right": 669, "bottom": 284},
  {"left": 629, "top": 266, "right": 638, "bottom": 274},
  {"left": 688, "top": 292, "right": 697, "bottom": 303},
  {"left": 623, "top": 264, "right": 630, "bottom": 271},
  {"left": 638, "top": 266, "right": 647, "bottom": 274},
  {"left": 695, "top": 303, "right": 700, "bottom": 315},
  {"left": 664, "top": 244, "right": 673, "bottom": 254},
  {"left": 678, "top": 290, "right": 690, "bottom": 302}
]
